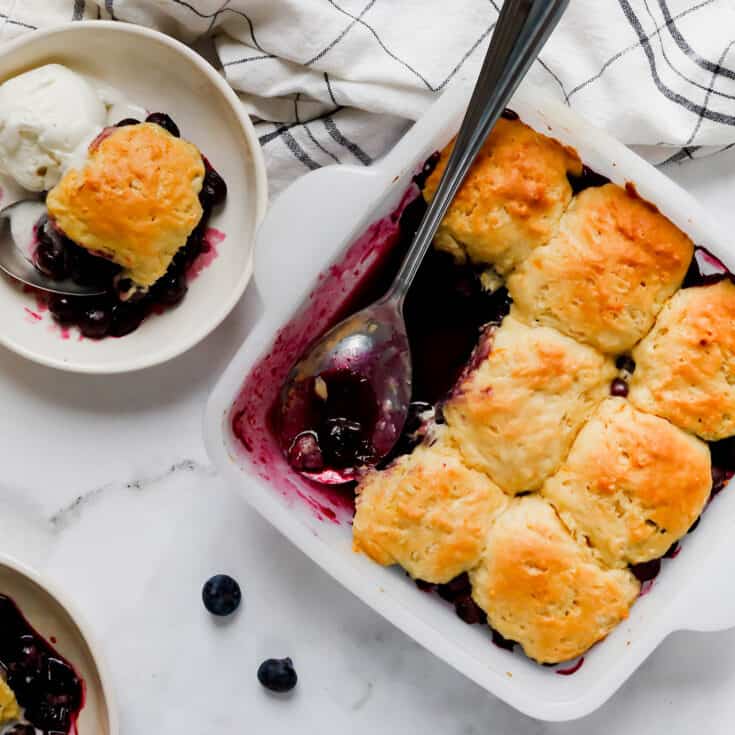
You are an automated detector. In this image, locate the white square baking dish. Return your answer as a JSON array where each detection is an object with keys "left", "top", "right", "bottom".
[{"left": 204, "top": 80, "right": 735, "bottom": 721}]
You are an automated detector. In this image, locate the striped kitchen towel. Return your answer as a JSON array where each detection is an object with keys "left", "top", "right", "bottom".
[{"left": 2, "top": 0, "right": 735, "bottom": 194}]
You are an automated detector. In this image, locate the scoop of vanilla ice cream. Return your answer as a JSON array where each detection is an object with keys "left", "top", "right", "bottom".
[{"left": 0, "top": 64, "right": 106, "bottom": 192}]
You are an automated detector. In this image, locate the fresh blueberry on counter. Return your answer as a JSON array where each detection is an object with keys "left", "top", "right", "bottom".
[
  {"left": 257, "top": 657, "right": 298, "bottom": 693},
  {"left": 202, "top": 574, "right": 242, "bottom": 617}
]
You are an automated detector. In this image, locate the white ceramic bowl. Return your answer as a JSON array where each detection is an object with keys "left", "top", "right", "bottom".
[
  {"left": 204, "top": 81, "right": 735, "bottom": 721},
  {"left": 0, "top": 22, "right": 267, "bottom": 373},
  {"left": 0, "top": 553, "right": 117, "bottom": 734}
]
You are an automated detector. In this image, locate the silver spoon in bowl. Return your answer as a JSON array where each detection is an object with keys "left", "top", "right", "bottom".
[
  {"left": 278, "top": 0, "right": 570, "bottom": 483},
  {"left": 0, "top": 200, "right": 106, "bottom": 296}
]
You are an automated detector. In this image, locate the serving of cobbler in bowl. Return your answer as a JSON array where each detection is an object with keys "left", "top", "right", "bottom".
[{"left": 0, "top": 22, "right": 266, "bottom": 373}]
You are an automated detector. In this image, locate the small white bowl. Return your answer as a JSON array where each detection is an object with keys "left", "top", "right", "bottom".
[
  {"left": 0, "top": 553, "right": 118, "bottom": 734},
  {"left": 0, "top": 22, "right": 267, "bottom": 373}
]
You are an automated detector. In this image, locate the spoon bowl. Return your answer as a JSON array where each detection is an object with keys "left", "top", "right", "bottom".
[
  {"left": 278, "top": 299, "right": 410, "bottom": 484},
  {"left": 0, "top": 200, "right": 106, "bottom": 296}
]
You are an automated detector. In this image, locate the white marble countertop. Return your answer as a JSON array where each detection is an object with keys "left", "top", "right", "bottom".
[{"left": 1, "top": 147, "right": 734, "bottom": 735}]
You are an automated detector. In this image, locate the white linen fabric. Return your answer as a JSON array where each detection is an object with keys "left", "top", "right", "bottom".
[{"left": 2, "top": 0, "right": 735, "bottom": 194}]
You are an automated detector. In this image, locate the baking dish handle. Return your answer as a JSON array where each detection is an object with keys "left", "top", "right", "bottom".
[{"left": 671, "top": 533, "right": 735, "bottom": 633}]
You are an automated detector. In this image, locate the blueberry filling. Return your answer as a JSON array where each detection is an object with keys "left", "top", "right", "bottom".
[
  {"left": 0, "top": 595, "right": 84, "bottom": 735},
  {"left": 567, "top": 165, "right": 611, "bottom": 195},
  {"left": 281, "top": 369, "right": 379, "bottom": 475},
  {"left": 31, "top": 114, "right": 227, "bottom": 339}
]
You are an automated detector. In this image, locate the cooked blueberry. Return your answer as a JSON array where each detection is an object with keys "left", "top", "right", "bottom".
[
  {"left": 688, "top": 517, "right": 701, "bottom": 534},
  {"left": 115, "top": 117, "right": 140, "bottom": 127},
  {"left": 610, "top": 377, "right": 629, "bottom": 397},
  {"left": 79, "top": 306, "right": 112, "bottom": 339},
  {"left": 711, "top": 465, "right": 731, "bottom": 495},
  {"left": 414, "top": 578, "right": 435, "bottom": 592},
  {"left": 202, "top": 574, "right": 242, "bottom": 616},
  {"left": 23, "top": 698, "right": 71, "bottom": 730},
  {"left": 146, "top": 112, "right": 180, "bottom": 137},
  {"left": 34, "top": 232, "right": 69, "bottom": 280},
  {"left": 154, "top": 271, "right": 188, "bottom": 306},
  {"left": 412, "top": 150, "right": 440, "bottom": 189},
  {"left": 454, "top": 596, "right": 486, "bottom": 625},
  {"left": 630, "top": 558, "right": 661, "bottom": 582},
  {"left": 615, "top": 355, "right": 636, "bottom": 374},
  {"left": 491, "top": 629, "right": 515, "bottom": 651},
  {"left": 200, "top": 159, "right": 228, "bottom": 208},
  {"left": 68, "top": 245, "right": 119, "bottom": 287},
  {"left": 288, "top": 432, "right": 324, "bottom": 472},
  {"left": 48, "top": 294, "right": 80, "bottom": 324},
  {"left": 437, "top": 573, "right": 471, "bottom": 603},
  {"left": 110, "top": 302, "right": 146, "bottom": 337},
  {"left": 322, "top": 416, "right": 364, "bottom": 468},
  {"left": 257, "top": 657, "right": 298, "bottom": 693}
]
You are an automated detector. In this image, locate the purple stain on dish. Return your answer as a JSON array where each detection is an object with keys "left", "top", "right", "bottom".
[
  {"left": 187, "top": 227, "right": 224, "bottom": 281},
  {"left": 638, "top": 580, "right": 655, "bottom": 597},
  {"left": 556, "top": 657, "right": 585, "bottom": 676}
]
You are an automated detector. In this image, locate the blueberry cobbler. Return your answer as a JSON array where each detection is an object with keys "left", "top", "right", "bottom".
[
  {"left": 234, "top": 112, "right": 735, "bottom": 665},
  {"left": 0, "top": 64, "right": 228, "bottom": 339},
  {"left": 33, "top": 115, "right": 227, "bottom": 339},
  {"left": 0, "top": 595, "right": 84, "bottom": 734}
]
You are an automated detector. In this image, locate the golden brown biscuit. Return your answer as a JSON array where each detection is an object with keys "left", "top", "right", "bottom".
[
  {"left": 470, "top": 495, "right": 639, "bottom": 663},
  {"left": 352, "top": 437, "right": 507, "bottom": 584},
  {"left": 629, "top": 280, "right": 735, "bottom": 440},
  {"left": 542, "top": 398, "right": 711, "bottom": 567},
  {"left": 508, "top": 184, "right": 693, "bottom": 353},
  {"left": 423, "top": 117, "right": 582, "bottom": 274},
  {"left": 47, "top": 122, "right": 205, "bottom": 287},
  {"left": 443, "top": 316, "right": 614, "bottom": 494}
]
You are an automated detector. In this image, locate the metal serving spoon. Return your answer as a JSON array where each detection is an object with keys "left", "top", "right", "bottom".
[
  {"left": 0, "top": 200, "right": 105, "bottom": 296},
  {"left": 279, "top": 0, "right": 570, "bottom": 483}
]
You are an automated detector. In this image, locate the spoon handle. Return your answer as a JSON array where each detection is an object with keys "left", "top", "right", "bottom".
[{"left": 385, "top": 0, "right": 570, "bottom": 305}]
